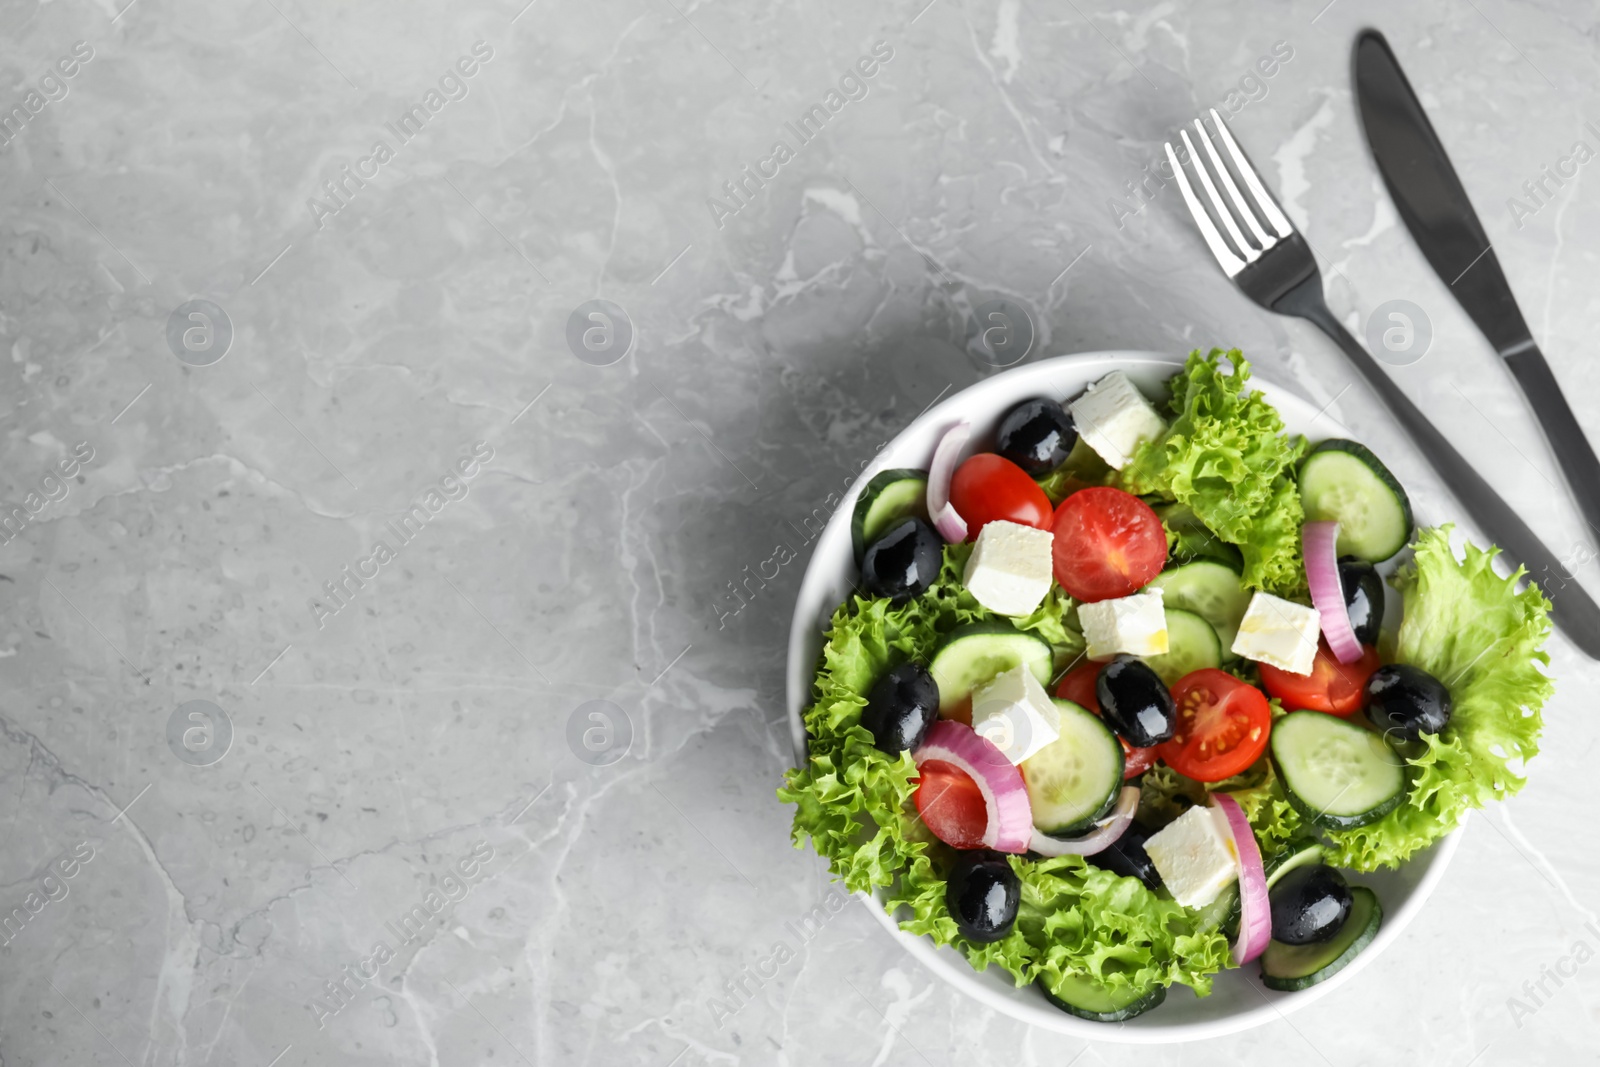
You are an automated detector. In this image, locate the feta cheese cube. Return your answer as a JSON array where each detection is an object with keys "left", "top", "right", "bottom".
[
  {"left": 970, "top": 664, "right": 1061, "bottom": 765},
  {"left": 1067, "top": 371, "right": 1166, "bottom": 470},
  {"left": 1232, "top": 591, "right": 1321, "bottom": 675},
  {"left": 1078, "top": 588, "right": 1168, "bottom": 660},
  {"left": 963, "top": 520, "right": 1054, "bottom": 617},
  {"left": 1142, "top": 805, "right": 1240, "bottom": 908}
]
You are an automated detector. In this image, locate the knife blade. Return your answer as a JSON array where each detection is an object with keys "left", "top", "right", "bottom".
[{"left": 1354, "top": 29, "right": 1600, "bottom": 568}]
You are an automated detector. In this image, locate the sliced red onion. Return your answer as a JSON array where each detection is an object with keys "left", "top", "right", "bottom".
[
  {"left": 913, "top": 719, "right": 1032, "bottom": 853},
  {"left": 1027, "top": 786, "right": 1140, "bottom": 857},
  {"left": 1304, "top": 520, "right": 1362, "bottom": 664},
  {"left": 1212, "top": 794, "right": 1270, "bottom": 965},
  {"left": 926, "top": 421, "right": 971, "bottom": 543}
]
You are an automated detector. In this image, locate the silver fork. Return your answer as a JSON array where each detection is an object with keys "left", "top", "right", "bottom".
[{"left": 1168, "top": 108, "right": 1600, "bottom": 657}]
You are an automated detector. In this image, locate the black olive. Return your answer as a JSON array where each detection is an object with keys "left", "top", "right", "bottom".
[
  {"left": 1337, "top": 555, "right": 1385, "bottom": 646},
  {"left": 1086, "top": 821, "right": 1163, "bottom": 890},
  {"left": 945, "top": 851, "right": 1020, "bottom": 943},
  {"left": 995, "top": 398, "right": 1077, "bottom": 475},
  {"left": 862, "top": 662, "right": 939, "bottom": 753},
  {"left": 861, "top": 518, "right": 943, "bottom": 602},
  {"left": 1096, "top": 656, "right": 1176, "bottom": 747},
  {"left": 1269, "top": 865, "right": 1353, "bottom": 945},
  {"left": 1365, "top": 663, "right": 1452, "bottom": 743}
]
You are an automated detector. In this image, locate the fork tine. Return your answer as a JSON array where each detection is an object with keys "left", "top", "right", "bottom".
[
  {"left": 1165, "top": 141, "right": 1247, "bottom": 276},
  {"left": 1208, "top": 107, "right": 1293, "bottom": 238},
  {"left": 1179, "top": 129, "right": 1258, "bottom": 265},
  {"left": 1192, "top": 118, "right": 1274, "bottom": 250}
]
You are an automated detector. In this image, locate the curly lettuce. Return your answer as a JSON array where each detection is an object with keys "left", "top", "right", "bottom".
[
  {"left": 781, "top": 546, "right": 1230, "bottom": 997},
  {"left": 1120, "top": 349, "right": 1308, "bottom": 595},
  {"left": 1326, "top": 526, "right": 1554, "bottom": 870}
]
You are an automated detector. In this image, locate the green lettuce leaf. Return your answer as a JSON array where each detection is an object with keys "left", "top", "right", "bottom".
[
  {"left": 1325, "top": 526, "right": 1554, "bottom": 870},
  {"left": 1120, "top": 349, "right": 1308, "bottom": 595},
  {"left": 781, "top": 544, "right": 1229, "bottom": 996}
]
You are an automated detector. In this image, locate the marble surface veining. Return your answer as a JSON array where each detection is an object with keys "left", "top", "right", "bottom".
[{"left": 1, "top": 0, "right": 1598, "bottom": 1064}]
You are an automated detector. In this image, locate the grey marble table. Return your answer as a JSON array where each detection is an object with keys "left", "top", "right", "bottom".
[{"left": 2, "top": 0, "right": 1597, "bottom": 1064}]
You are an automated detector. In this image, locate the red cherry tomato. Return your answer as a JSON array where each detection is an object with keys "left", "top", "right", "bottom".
[
  {"left": 1049, "top": 487, "right": 1167, "bottom": 602},
  {"left": 948, "top": 453, "right": 1053, "bottom": 540},
  {"left": 1259, "top": 641, "right": 1382, "bottom": 718},
  {"left": 1157, "top": 669, "right": 1273, "bottom": 782},
  {"left": 913, "top": 759, "right": 989, "bottom": 849},
  {"left": 1055, "top": 662, "right": 1157, "bottom": 779}
]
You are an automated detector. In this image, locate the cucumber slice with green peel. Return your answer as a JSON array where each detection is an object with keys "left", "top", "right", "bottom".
[
  {"left": 1261, "top": 885, "right": 1382, "bottom": 991},
  {"left": 1264, "top": 837, "right": 1326, "bottom": 885},
  {"left": 1021, "top": 699, "right": 1124, "bottom": 836},
  {"left": 1195, "top": 880, "right": 1239, "bottom": 936},
  {"left": 928, "top": 622, "right": 1053, "bottom": 719},
  {"left": 1298, "top": 440, "right": 1413, "bottom": 563},
  {"left": 1221, "top": 836, "right": 1327, "bottom": 937},
  {"left": 1039, "top": 973, "right": 1167, "bottom": 1022},
  {"left": 1271, "top": 712, "right": 1407, "bottom": 830},
  {"left": 1149, "top": 560, "right": 1252, "bottom": 662},
  {"left": 1144, "top": 608, "right": 1223, "bottom": 685},
  {"left": 851, "top": 469, "right": 929, "bottom": 562}
]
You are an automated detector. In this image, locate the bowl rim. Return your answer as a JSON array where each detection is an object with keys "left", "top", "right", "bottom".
[{"left": 783, "top": 350, "right": 1463, "bottom": 1043}]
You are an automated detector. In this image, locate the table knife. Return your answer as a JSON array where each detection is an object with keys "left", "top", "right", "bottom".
[{"left": 1354, "top": 29, "right": 1600, "bottom": 579}]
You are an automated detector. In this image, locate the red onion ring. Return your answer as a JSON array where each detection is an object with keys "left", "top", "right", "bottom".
[
  {"left": 1304, "top": 520, "right": 1362, "bottom": 663},
  {"left": 913, "top": 719, "right": 1032, "bottom": 853},
  {"left": 926, "top": 421, "right": 971, "bottom": 543},
  {"left": 1027, "top": 786, "right": 1141, "bottom": 857},
  {"left": 1212, "top": 794, "right": 1271, "bottom": 964}
]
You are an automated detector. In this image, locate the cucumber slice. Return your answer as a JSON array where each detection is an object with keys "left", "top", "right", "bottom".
[
  {"left": 1261, "top": 885, "right": 1382, "bottom": 991},
  {"left": 1039, "top": 973, "right": 1167, "bottom": 1022},
  {"left": 1265, "top": 837, "right": 1326, "bottom": 885},
  {"left": 1195, "top": 880, "right": 1239, "bottom": 935},
  {"left": 927, "top": 622, "right": 1053, "bottom": 720},
  {"left": 1149, "top": 560, "right": 1252, "bottom": 662},
  {"left": 851, "top": 469, "right": 929, "bottom": 563},
  {"left": 1298, "top": 440, "right": 1413, "bottom": 563},
  {"left": 1220, "top": 836, "right": 1326, "bottom": 937},
  {"left": 1154, "top": 502, "right": 1244, "bottom": 570},
  {"left": 1271, "top": 712, "right": 1407, "bottom": 830},
  {"left": 1144, "top": 608, "right": 1223, "bottom": 685},
  {"left": 1021, "top": 699, "right": 1124, "bottom": 835}
]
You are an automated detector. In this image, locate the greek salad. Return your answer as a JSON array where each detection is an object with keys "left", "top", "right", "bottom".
[{"left": 779, "top": 350, "right": 1554, "bottom": 1021}]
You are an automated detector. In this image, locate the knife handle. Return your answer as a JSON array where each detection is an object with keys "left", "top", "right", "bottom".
[
  {"left": 1285, "top": 292, "right": 1600, "bottom": 657},
  {"left": 1503, "top": 345, "right": 1600, "bottom": 541}
]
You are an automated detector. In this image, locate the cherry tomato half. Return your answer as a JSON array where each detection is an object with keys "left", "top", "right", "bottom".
[
  {"left": 913, "top": 759, "right": 988, "bottom": 849},
  {"left": 1157, "top": 668, "right": 1273, "bottom": 782},
  {"left": 949, "top": 453, "right": 1053, "bottom": 540},
  {"left": 1049, "top": 487, "right": 1167, "bottom": 602},
  {"left": 1259, "top": 641, "right": 1382, "bottom": 718},
  {"left": 1055, "top": 662, "right": 1157, "bottom": 779}
]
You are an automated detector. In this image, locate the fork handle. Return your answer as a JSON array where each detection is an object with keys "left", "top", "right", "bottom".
[{"left": 1284, "top": 291, "right": 1600, "bottom": 658}]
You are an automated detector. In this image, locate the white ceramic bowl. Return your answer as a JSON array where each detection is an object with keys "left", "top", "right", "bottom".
[{"left": 785, "top": 351, "right": 1462, "bottom": 1043}]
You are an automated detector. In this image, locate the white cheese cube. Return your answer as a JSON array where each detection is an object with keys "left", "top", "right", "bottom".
[
  {"left": 1232, "top": 591, "right": 1321, "bottom": 675},
  {"left": 963, "top": 520, "right": 1054, "bottom": 617},
  {"left": 1142, "top": 805, "right": 1240, "bottom": 908},
  {"left": 1078, "top": 588, "right": 1168, "bottom": 660},
  {"left": 970, "top": 664, "right": 1061, "bottom": 765},
  {"left": 1067, "top": 371, "right": 1166, "bottom": 470}
]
